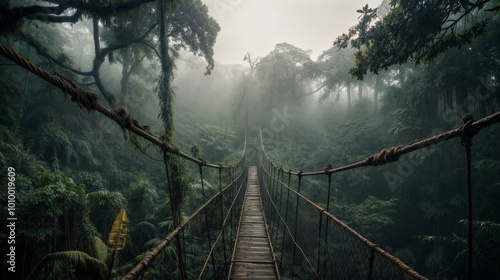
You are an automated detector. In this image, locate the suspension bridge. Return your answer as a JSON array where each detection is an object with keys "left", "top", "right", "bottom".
[{"left": 2, "top": 44, "right": 500, "bottom": 280}]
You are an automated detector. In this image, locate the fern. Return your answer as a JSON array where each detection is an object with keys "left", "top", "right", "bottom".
[
  {"left": 86, "top": 190, "right": 126, "bottom": 210},
  {"left": 0, "top": 125, "right": 22, "bottom": 164},
  {"left": 90, "top": 236, "right": 109, "bottom": 263},
  {"left": 460, "top": 219, "right": 500, "bottom": 237},
  {"left": 26, "top": 251, "right": 107, "bottom": 280}
]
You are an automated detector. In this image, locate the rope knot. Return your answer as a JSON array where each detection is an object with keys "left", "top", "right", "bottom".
[
  {"left": 325, "top": 164, "right": 333, "bottom": 173},
  {"left": 368, "top": 147, "right": 402, "bottom": 166},
  {"left": 160, "top": 141, "right": 169, "bottom": 152},
  {"left": 460, "top": 114, "right": 476, "bottom": 146},
  {"left": 85, "top": 92, "right": 99, "bottom": 110},
  {"left": 113, "top": 107, "right": 129, "bottom": 128}
]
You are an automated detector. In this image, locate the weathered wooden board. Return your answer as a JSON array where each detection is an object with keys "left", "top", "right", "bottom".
[{"left": 229, "top": 166, "right": 279, "bottom": 280}]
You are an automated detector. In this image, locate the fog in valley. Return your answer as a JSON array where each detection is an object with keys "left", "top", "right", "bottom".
[{"left": 1, "top": 1, "right": 500, "bottom": 279}]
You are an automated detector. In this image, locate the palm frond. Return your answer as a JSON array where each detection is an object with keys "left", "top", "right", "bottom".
[
  {"left": 460, "top": 219, "right": 500, "bottom": 236},
  {"left": 108, "top": 209, "right": 127, "bottom": 251},
  {"left": 26, "top": 250, "right": 107, "bottom": 280},
  {"left": 90, "top": 236, "right": 109, "bottom": 262}
]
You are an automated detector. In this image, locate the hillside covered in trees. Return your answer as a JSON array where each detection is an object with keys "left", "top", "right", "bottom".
[{"left": 1, "top": 0, "right": 500, "bottom": 279}]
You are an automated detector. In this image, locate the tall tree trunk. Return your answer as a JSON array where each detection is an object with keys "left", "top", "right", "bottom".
[
  {"left": 120, "top": 50, "right": 131, "bottom": 107},
  {"left": 157, "top": 2, "right": 186, "bottom": 278},
  {"left": 358, "top": 83, "right": 363, "bottom": 101},
  {"left": 374, "top": 75, "right": 381, "bottom": 112},
  {"left": 398, "top": 65, "right": 405, "bottom": 87},
  {"left": 92, "top": 18, "right": 118, "bottom": 107},
  {"left": 347, "top": 83, "right": 352, "bottom": 111},
  {"left": 158, "top": 0, "right": 174, "bottom": 140}
]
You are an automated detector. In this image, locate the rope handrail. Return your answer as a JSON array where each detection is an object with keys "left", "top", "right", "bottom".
[
  {"left": 196, "top": 170, "right": 246, "bottom": 279},
  {"left": 259, "top": 161, "right": 427, "bottom": 279},
  {"left": 259, "top": 162, "right": 319, "bottom": 278},
  {"left": 0, "top": 42, "right": 250, "bottom": 279},
  {"left": 5, "top": 38, "right": 499, "bottom": 279},
  {"left": 259, "top": 112, "right": 500, "bottom": 279},
  {"left": 122, "top": 168, "right": 246, "bottom": 280},
  {"left": 0, "top": 43, "right": 241, "bottom": 170},
  {"left": 261, "top": 112, "right": 500, "bottom": 176}
]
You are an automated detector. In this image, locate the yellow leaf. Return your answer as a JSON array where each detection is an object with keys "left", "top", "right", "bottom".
[{"left": 107, "top": 209, "right": 127, "bottom": 251}]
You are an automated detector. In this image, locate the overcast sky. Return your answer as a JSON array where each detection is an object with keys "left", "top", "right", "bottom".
[{"left": 202, "top": 0, "right": 383, "bottom": 65}]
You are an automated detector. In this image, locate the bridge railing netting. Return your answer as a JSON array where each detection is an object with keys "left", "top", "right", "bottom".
[
  {"left": 3, "top": 43, "right": 500, "bottom": 280},
  {"left": 258, "top": 156, "right": 423, "bottom": 280},
  {"left": 257, "top": 111, "right": 500, "bottom": 280},
  {"left": 123, "top": 156, "right": 248, "bottom": 280},
  {"left": 259, "top": 158, "right": 424, "bottom": 279},
  {"left": 0, "top": 44, "right": 252, "bottom": 280}
]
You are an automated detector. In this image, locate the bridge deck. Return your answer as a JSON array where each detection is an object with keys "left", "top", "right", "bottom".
[{"left": 229, "top": 166, "right": 279, "bottom": 280}]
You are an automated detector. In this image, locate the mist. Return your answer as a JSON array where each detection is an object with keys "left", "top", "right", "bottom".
[{"left": 1, "top": 1, "right": 499, "bottom": 279}]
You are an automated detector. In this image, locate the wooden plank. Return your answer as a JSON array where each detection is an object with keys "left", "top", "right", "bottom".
[{"left": 228, "top": 166, "right": 279, "bottom": 280}]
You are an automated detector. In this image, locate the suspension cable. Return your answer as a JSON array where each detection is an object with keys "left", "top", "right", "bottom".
[
  {"left": 0, "top": 44, "right": 235, "bottom": 170},
  {"left": 198, "top": 164, "right": 217, "bottom": 280},
  {"left": 198, "top": 167, "right": 246, "bottom": 279},
  {"left": 261, "top": 111, "right": 500, "bottom": 176},
  {"left": 260, "top": 165, "right": 319, "bottom": 278},
  {"left": 123, "top": 169, "right": 245, "bottom": 280}
]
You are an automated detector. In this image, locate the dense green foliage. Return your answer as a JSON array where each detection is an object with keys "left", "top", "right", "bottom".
[
  {"left": 0, "top": 0, "right": 235, "bottom": 279},
  {"left": 243, "top": 1, "right": 500, "bottom": 278},
  {"left": 335, "top": 0, "right": 500, "bottom": 80},
  {"left": 1, "top": 0, "right": 500, "bottom": 279}
]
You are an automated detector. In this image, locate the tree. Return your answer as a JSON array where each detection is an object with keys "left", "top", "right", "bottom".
[
  {"left": 0, "top": 0, "right": 158, "bottom": 33},
  {"left": 2, "top": 0, "right": 219, "bottom": 109},
  {"left": 26, "top": 210, "right": 128, "bottom": 280},
  {"left": 316, "top": 47, "right": 358, "bottom": 109},
  {"left": 256, "top": 43, "right": 315, "bottom": 111},
  {"left": 254, "top": 43, "right": 315, "bottom": 155},
  {"left": 155, "top": 0, "right": 219, "bottom": 233},
  {"left": 335, "top": 1, "right": 500, "bottom": 80},
  {"left": 341, "top": 196, "right": 398, "bottom": 243},
  {"left": 26, "top": 250, "right": 108, "bottom": 280}
]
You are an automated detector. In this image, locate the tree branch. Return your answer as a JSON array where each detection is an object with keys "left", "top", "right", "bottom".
[
  {"left": 25, "top": 9, "right": 83, "bottom": 23},
  {"left": 11, "top": 32, "right": 93, "bottom": 76},
  {"left": 1, "top": 0, "right": 156, "bottom": 30},
  {"left": 99, "top": 23, "right": 158, "bottom": 59},
  {"left": 297, "top": 84, "right": 326, "bottom": 97}
]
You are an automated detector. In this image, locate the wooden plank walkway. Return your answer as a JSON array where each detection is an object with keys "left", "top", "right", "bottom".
[{"left": 229, "top": 166, "right": 279, "bottom": 280}]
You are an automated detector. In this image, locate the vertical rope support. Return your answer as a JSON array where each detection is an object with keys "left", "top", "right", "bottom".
[
  {"left": 368, "top": 248, "right": 375, "bottom": 280},
  {"left": 291, "top": 172, "right": 303, "bottom": 278},
  {"left": 218, "top": 167, "right": 228, "bottom": 275},
  {"left": 163, "top": 151, "right": 186, "bottom": 280},
  {"left": 280, "top": 172, "right": 292, "bottom": 268},
  {"left": 229, "top": 168, "right": 234, "bottom": 251},
  {"left": 268, "top": 166, "right": 275, "bottom": 236},
  {"left": 199, "top": 164, "right": 217, "bottom": 280},
  {"left": 461, "top": 115, "right": 474, "bottom": 280},
  {"left": 180, "top": 222, "right": 188, "bottom": 280},
  {"left": 271, "top": 166, "right": 279, "bottom": 238},
  {"left": 465, "top": 141, "right": 473, "bottom": 280},
  {"left": 323, "top": 171, "right": 332, "bottom": 276},
  {"left": 317, "top": 211, "right": 323, "bottom": 277},
  {"left": 274, "top": 168, "right": 284, "bottom": 250}
]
